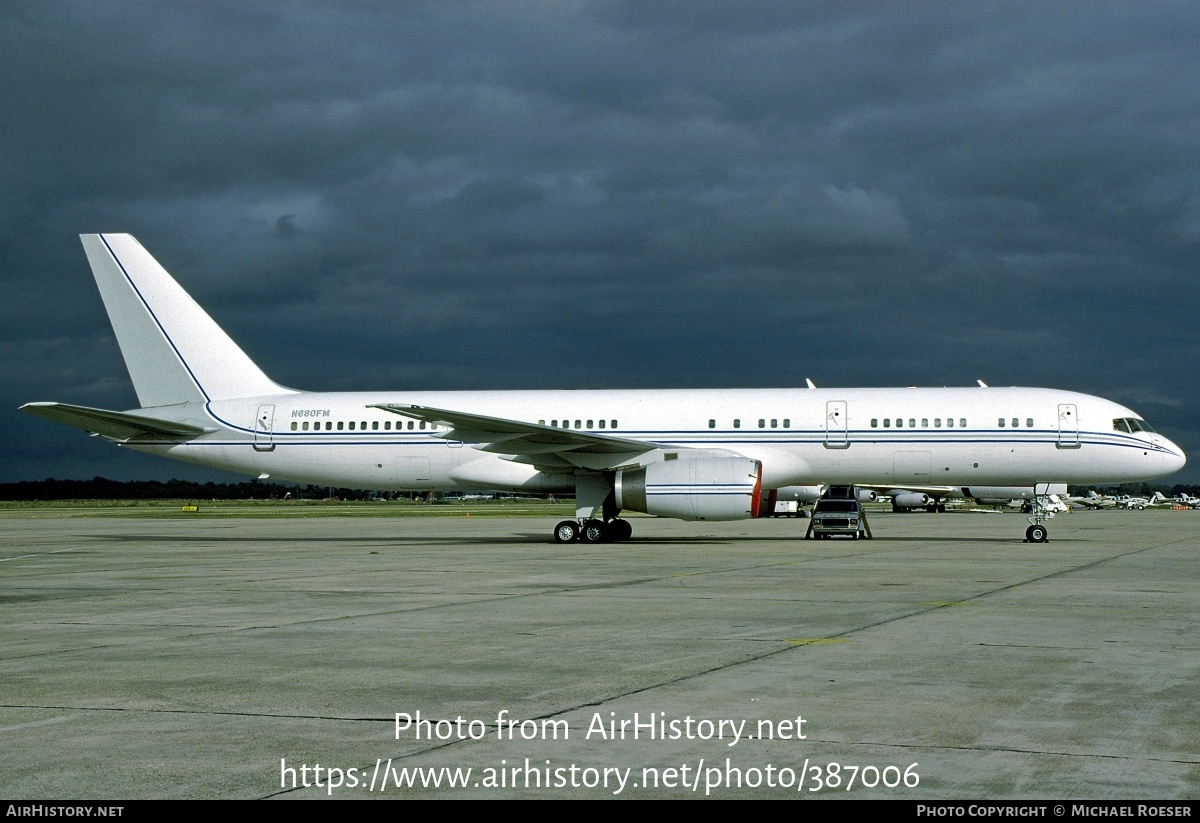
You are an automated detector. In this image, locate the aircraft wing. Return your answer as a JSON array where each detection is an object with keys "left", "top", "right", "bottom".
[
  {"left": 858, "top": 484, "right": 958, "bottom": 498},
  {"left": 20, "top": 402, "right": 210, "bottom": 441},
  {"left": 370, "top": 403, "right": 663, "bottom": 469}
]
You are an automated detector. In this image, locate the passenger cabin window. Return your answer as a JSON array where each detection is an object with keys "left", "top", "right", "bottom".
[
  {"left": 871, "top": 419, "right": 878, "bottom": 428},
  {"left": 998, "top": 418, "right": 1005, "bottom": 427},
  {"left": 959, "top": 418, "right": 966, "bottom": 427},
  {"left": 1026, "top": 418, "right": 1033, "bottom": 427},
  {"left": 290, "top": 422, "right": 298, "bottom": 431},
  {"left": 708, "top": 419, "right": 716, "bottom": 429},
  {"left": 783, "top": 419, "right": 790, "bottom": 428},
  {"left": 758, "top": 419, "right": 765, "bottom": 428},
  {"left": 934, "top": 419, "right": 941, "bottom": 427},
  {"left": 733, "top": 419, "right": 741, "bottom": 428},
  {"left": 1011, "top": 418, "right": 1018, "bottom": 428},
  {"left": 883, "top": 419, "right": 891, "bottom": 428}
]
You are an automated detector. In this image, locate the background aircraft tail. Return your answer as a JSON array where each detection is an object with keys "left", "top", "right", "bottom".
[{"left": 80, "top": 234, "right": 293, "bottom": 408}]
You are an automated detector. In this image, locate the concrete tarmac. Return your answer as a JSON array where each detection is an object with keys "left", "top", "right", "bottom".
[{"left": 1, "top": 509, "right": 1196, "bottom": 799}]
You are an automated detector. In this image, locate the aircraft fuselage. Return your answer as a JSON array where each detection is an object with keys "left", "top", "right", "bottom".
[{"left": 128, "top": 386, "right": 1180, "bottom": 493}]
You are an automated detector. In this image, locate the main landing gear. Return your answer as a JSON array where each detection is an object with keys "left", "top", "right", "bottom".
[{"left": 554, "top": 518, "right": 633, "bottom": 544}]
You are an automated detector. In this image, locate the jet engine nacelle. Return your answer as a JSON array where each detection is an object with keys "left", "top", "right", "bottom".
[
  {"left": 891, "top": 491, "right": 931, "bottom": 509},
  {"left": 616, "top": 457, "right": 762, "bottom": 521},
  {"left": 856, "top": 488, "right": 878, "bottom": 503}
]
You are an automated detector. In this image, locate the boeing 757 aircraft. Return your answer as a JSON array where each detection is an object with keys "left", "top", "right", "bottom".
[{"left": 21, "top": 235, "right": 1186, "bottom": 544}]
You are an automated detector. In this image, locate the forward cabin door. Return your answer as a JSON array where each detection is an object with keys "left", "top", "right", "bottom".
[{"left": 1056, "top": 403, "right": 1080, "bottom": 449}]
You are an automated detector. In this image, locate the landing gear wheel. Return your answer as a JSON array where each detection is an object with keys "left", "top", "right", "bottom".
[
  {"left": 610, "top": 519, "right": 633, "bottom": 542},
  {"left": 554, "top": 520, "right": 580, "bottom": 543},
  {"left": 581, "top": 519, "right": 608, "bottom": 543},
  {"left": 1025, "top": 524, "right": 1048, "bottom": 543}
]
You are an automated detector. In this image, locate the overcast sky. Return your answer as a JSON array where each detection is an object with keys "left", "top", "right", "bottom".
[{"left": 3, "top": 1, "right": 1197, "bottom": 485}]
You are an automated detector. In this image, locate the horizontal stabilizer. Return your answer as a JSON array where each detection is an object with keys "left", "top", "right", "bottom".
[{"left": 20, "top": 402, "right": 210, "bottom": 441}]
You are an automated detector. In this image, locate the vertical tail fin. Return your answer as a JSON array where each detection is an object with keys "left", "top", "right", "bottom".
[{"left": 81, "top": 234, "right": 293, "bottom": 408}]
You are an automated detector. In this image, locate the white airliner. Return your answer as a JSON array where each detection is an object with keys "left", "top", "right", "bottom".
[{"left": 21, "top": 235, "right": 1186, "bottom": 544}]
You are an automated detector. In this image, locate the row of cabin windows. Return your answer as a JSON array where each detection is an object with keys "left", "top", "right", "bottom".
[
  {"left": 290, "top": 418, "right": 624, "bottom": 433},
  {"left": 538, "top": 420, "right": 618, "bottom": 429},
  {"left": 290, "top": 416, "right": 1045, "bottom": 434},
  {"left": 290, "top": 420, "right": 433, "bottom": 432},
  {"left": 869, "top": 417, "right": 1037, "bottom": 429},
  {"left": 706, "top": 419, "right": 792, "bottom": 429},
  {"left": 871, "top": 417, "right": 968, "bottom": 429}
]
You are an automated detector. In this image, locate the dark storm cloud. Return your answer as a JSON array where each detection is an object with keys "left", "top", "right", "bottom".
[{"left": 2, "top": 1, "right": 1197, "bottom": 482}]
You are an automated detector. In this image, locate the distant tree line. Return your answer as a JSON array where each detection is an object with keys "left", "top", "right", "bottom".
[{"left": 0, "top": 477, "right": 406, "bottom": 501}]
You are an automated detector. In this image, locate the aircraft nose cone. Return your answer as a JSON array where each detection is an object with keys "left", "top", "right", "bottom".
[{"left": 1159, "top": 438, "right": 1186, "bottom": 476}]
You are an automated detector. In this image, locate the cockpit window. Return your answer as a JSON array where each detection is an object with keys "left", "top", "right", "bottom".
[{"left": 1114, "top": 417, "right": 1156, "bottom": 434}]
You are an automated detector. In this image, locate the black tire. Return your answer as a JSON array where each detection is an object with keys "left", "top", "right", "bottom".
[
  {"left": 610, "top": 519, "right": 633, "bottom": 541},
  {"left": 1026, "top": 524, "right": 1048, "bottom": 543},
  {"left": 554, "top": 520, "right": 580, "bottom": 543},
  {"left": 581, "top": 519, "right": 608, "bottom": 543}
]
